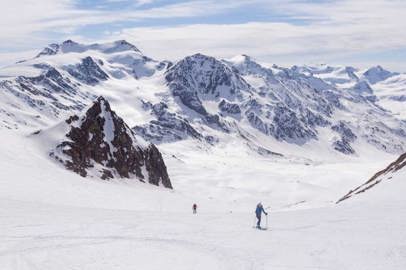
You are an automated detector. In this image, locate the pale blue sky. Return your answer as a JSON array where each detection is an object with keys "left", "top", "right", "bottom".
[{"left": 1, "top": 0, "right": 406, "bottom": 71}]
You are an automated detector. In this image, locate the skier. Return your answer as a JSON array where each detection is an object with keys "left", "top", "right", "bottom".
[
  {"left": 255, "top": 202, "right": 268, "bottom": 229},
  {"left": 192, "top": 203, "right": 197, "bottom": 214}
]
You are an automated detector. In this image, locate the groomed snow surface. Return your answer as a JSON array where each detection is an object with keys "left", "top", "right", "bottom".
[{"left": 1, "top": 129, "right": 406, "bottom": 270}]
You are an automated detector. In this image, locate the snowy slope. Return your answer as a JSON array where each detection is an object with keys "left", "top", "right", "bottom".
[
  {"left": 337, "top": 152, "right": 406, "bottom": 202},
  {"left": 1, "top": 128, "right": 406, "bottom": 270},
  {"left": 373, "top": 74, "right": 406, "bottom": 119}
]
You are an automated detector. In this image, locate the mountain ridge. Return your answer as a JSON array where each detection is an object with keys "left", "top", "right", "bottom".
[{"left": 1, "top": 39, "right": 406, "bottom": 159}]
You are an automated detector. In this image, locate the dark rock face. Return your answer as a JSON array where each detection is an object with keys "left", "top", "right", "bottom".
[
  {"left": 231, "top": 60, "right": 335, "bottom": 144},
  {"left": 36, "top": 44, "right": 60, "bottom": 57},
  {"left": 337, "top": 152, "right": 406, "bottom": 203},
  {"left": 243, "top": 102, "right": 320, "bottom": 144},
  {"left": 332, "top": 121, "right": 357, "bottom": 154},
  {"left": 219, "top": 99, "right": 241, "bottom": 115},
  {"left": 144, "top": 144, "right": 171, "bottom": 186},
  {"left": 133, "top": 102, "right": 202, "bottom": 143},
  {"left": 18, "top": 66, "right": 76, "bottom": 94},
  {"left": 51, "top": 96, "right": 172, "bottom": 188},
  {"left": 272, "top": 105, "right": 318, "bottom": 143},
  {"left": 351, "top": 80, "right": 373, "bottom": 95},
  {"left": 66, "top": 56, "right": 109, "bottom": 85},
  {"left": 165, "top": 53, "right": 249, "bottom": 116},
  {"left": 246, "top": 111, "right": 268, "bottom": 135},
  {"left": 1, "top": 65, "right": 88, "bottom": 119}
]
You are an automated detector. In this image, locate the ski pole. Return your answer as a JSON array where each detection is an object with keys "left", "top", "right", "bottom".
[{"left": 266, "top": 214, "right": 268, "bottom": 229}]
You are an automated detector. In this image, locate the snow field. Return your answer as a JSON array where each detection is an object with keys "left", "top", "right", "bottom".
[{"left": 1, "top": 129, "right": 406, "bottom": 269}]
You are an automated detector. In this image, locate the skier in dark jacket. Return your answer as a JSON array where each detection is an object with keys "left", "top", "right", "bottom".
[
  {"left": 255, "top": 202, "right": 268, "bottom": 229},
  {"left": 192, "top": 203, "right": 197, "bottom": 214}
]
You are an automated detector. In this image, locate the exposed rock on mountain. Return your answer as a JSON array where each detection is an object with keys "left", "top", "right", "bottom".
[
  {"left": 0, "top": 63, "right": 90, "bottom": 126},
  {"left": 49, "top": 96, "right": 172, "bottom": 188},
  {"left": 219, "top": 99, "right": 241, "bottom": 115},
  {"left": 133, "top": 102, "right": 203, "bottom": 143},
  {"left": 337, "top": 152, "right": 406, "bottom": 202},
  {"left": 228, "top": 58, "right": 335, "bottom": 144},
  {"left": 350, "top": 80, "right": 373, "bottom": 95},
  {"left": 65, "top": 56, "right": 109, "bottom": 85},
  {"left": 165, "top": 53, "right": 250, "bottom": 116},
  {"left": 362, "top": 65, "right": 397, "bottom": 84},
  {"left": 331, "top": 121, "right": 357, "bottom": 154}
]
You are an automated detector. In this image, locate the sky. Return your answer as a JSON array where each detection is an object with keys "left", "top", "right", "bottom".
[{"left": 1, "top": 0, "right": 406, "bottom": 71}]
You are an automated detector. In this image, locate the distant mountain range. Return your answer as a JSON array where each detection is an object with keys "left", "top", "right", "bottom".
[{"left": 1, "top": 39, "right": 405, "bottom": 160}]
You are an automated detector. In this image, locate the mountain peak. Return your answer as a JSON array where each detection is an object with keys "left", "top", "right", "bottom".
[
  {"left": 364, "top": 65, "right": 386, "bottom": 74},
  {"left": 95, "top": 95, "right": 108, "bottom": 104},
  {"left": 186, "top": 53, "right": 215, "bottom": 61},
  {"left": 36, "top": 39, "right": 142, "bottom": 58},
  {"left": 363, "top": 65, "right": 397, "bottom": 84},
  {"left": 171, "top": 53, "right": 230, "bottom": 74},
  {"left": 36, "top": 39, "right": 86, "bottom": 57},
  {"left": 62, "top": 39, "right": 79, "bottom": 46},
  {"left": 165, "top": 53, "right": 250, "bottom": 116},
  {"left": 92, "top": 96, "right": 111, "bottom": 114},
  {"left": 99, "top": 39, "right": 141, "bottom": 54},
  {"left": 48, "top": 96, "right": 172, "bottom": 188}
]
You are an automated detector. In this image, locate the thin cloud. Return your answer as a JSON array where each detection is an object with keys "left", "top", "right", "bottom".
[
  {"left": 0, "top": 0, "right": 405, "bottom": 70},
  {"left": 108, "top": 18, "right": 406, "bottom": 67},
  {"left": 0, "top": 0, "right": 252, "bottom": 50}
]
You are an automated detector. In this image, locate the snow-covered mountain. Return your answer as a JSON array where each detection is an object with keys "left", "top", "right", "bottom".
[
  {"left": 1, "top": 40, "right": 406, "bottom": 159},
  {"left": 0, "top": 39, "right": 171, "bottom": 130},
  {"left": 300, "top": 64, "right": 406, "bottom": 120}
]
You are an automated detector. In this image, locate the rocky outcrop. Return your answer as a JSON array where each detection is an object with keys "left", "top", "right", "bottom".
[
  {"left": 331, "top": 121, "right": 357, "bottom": 154},
  {"left": 134, "top": 102, "right": 202, "bottom": 143},
  {"left": 50, "top": 96, "right": 172, "bottom": 188},
  {"left": 350, "top": 80, "right": 373, "bottom": 95},
  {"left": 337, "top": 152, "right": 406, "bottom": 203},
  {"left": 65, "top": 56, "right": 109, "bottom": 85},
  {"left": 219, "top": 99, "right": 241, "bottom": 115}
]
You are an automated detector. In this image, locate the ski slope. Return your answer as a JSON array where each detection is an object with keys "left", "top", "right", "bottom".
[{"left": 1, "top": 129, "right": 406, "bottom": 270}]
